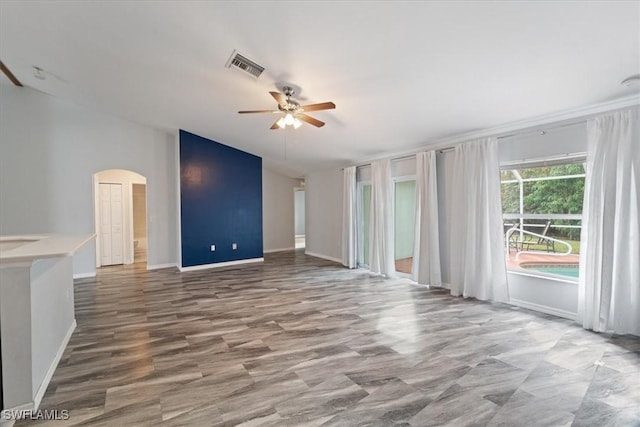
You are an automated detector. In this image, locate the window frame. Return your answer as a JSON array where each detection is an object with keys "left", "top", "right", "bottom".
[
  {"left": 356, "top": 180, "right": 371, "bottom": 268},
  {"left": 500, "top": 155, "right": 586, "bottom": 282},
  {"left": 392, "top": 175, "right": 417, "bottom": 278}
]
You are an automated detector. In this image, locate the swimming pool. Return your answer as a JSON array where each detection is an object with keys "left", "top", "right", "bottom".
[{"left": 521, "top": 264, "right": 579, "bottom": 278}]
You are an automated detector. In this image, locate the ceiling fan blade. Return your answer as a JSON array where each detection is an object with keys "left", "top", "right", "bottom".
[
  {"left": 298, "top": 113, "right": 325, "bottom": 128},
  {"left": 0, "top": 60, "right": 23, "bottom": 87},
  {"left": 300, "top": 101, "right": 335, "bottom": 112},
  {"left": 270, "top": 119, "right": 281, "bottom": 130},
  {"left": 269, "top": 91, "right": 287, "bottom": 107},
  {"left": 238, "top": 109, "right": 279, "bottom": 114}
]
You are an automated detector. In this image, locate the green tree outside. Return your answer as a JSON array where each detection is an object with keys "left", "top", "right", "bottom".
[{"left": 501, "top": 164, "right": 585, "bottom": 241}]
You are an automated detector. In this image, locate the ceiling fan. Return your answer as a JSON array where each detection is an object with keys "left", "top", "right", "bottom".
[{"left": 239, "top": 86, "right": 335, "bottom": 129}]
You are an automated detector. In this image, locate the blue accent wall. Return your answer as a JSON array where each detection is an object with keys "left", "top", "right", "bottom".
[{"left": 180, "top": 130, "right": 263, "bottom": 267}]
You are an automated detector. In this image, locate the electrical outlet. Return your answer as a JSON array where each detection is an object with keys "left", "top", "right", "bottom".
[
  {"left": 232, "top": 243, "right": 237, "bottom": 250},
  {"left": 210, "top": 245, "right": 216, "bottom": 252}
]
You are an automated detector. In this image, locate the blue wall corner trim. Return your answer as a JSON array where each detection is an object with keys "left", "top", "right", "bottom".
[{"left": 179, "top": 130, "right": 263, "bottom": 267}]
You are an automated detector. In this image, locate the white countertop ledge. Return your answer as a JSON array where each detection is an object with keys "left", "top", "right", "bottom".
[{"left": 0, "top": 233, "right": 96, "bottom": 264}]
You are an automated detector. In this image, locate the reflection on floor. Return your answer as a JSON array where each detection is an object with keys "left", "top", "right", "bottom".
[{"left": 22, "top": 251, "right": 639, "bottom": 426}]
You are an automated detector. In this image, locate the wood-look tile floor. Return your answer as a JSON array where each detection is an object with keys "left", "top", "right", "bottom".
[{"left": 20, "top": 250, "right": 640, "bottom": 426}]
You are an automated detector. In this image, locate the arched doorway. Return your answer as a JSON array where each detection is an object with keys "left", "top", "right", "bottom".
[{"left": 93, "top": 169, "right": 148, "bottom": 267}]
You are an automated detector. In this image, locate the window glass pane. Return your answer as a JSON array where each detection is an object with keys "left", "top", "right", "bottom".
[
  {"left": 517, "top": 163, "right": 584, "bottom": 179},
  {"left": 502, "top": 161, "right": 584, "bottom": 280},
  {"left": 394, "top": 180, "right": 416, "bottom": 274},
  {"left": 501, "top": 182, "right": 520, "bottom": 214},
  {"left": 501, "top": 170, "right": 516, "bottom": 181},
  {"left": 521, "top": 177, "right": 584, "bottom": 215}
]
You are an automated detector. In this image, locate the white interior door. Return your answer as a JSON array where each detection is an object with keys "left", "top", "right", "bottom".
[{"left": 99, "top": 183, "right": 124, "bottom": 266}]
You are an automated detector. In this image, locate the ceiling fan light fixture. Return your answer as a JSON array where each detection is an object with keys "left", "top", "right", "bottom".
[
  {"left": 293, "top": 118, "right": 302, "bottom": 129},
  {"left": 277, "top": 117, "right": 286, "bottom": 128},
  {"left": 284, "top": 113, "right": 294, "bottom": 126}
]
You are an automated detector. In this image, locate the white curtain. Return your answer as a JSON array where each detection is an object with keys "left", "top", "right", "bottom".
[
  {"left": 413, "top": 151, "right": 442, "bottom": 286},
  {"left": 578, "top": 109, "right": 639, "bottom": 336},
  {"left": 369, "top": 159, "right": 395, "bottom": 276},
  {"left": 342, "top": 166, "right": 357, "bottom": 268},
  {"left": 448, "top": 138, "right": 509, "bottom": 302}
]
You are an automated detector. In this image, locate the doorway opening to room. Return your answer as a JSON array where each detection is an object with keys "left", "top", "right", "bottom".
[
  {"left": 294, "top": 187, "right": 305, "bottom": 249},
  {"left": 132, "top": 183, "right": 148, "bottom": 264},
  {"left": 94, "top": 169, "right": 148, "bottom": 268}
]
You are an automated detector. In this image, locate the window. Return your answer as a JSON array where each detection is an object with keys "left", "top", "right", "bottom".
[{"left": 501, "top": 160, "right": 585, "bottom": 280}]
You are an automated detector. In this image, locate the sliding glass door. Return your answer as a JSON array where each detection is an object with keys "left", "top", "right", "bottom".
[
  {"left": 394, "top": 179, "right": 416, "bottom": 274},
  {"left": 358, "top": 182, "right": 371, "bottom": 267}
]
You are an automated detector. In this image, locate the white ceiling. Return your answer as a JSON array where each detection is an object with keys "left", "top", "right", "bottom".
[{"left": 1, "top": 1, "right": 638, "bottom": 177}]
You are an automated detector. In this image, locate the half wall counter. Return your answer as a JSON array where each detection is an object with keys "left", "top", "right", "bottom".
[{"left": 0, "top": 234, "right": 95, "bottom": 418}]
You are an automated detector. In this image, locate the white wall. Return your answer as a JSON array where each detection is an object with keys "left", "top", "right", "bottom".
[
  {"left": 305, "top": 168, "right": 343, "bottom": 263},
  {"left": 392, "top": 157, "right": 416, "bottom": 177},
  {"left": 498, "top": 123, "right": 587, "bottom": 163},
  {"left": 0, "top": 85, "right": 177, "bottom": 275},
  {"left": 357, "top": 157, "right": 416, "bottom": 182},
  {"left": 294, "top": 190, "right": 305, "bottom": 235},
  {"left": 262, "top": 168, "right": 299, "bottom": 252},
  {"left": 507, "top": 272, "right": 578, "bottom": 319}
]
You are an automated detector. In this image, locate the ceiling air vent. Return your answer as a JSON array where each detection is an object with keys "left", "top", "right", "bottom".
[{"left": 226, "top": 50, "right": 264, "bottom": 78}]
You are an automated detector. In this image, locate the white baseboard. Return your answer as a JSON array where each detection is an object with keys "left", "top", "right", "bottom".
[
  {"left": 31, "top": 319, "right": 76, "bottom": 410},
  {"left": 263, "top": 247, "right": 295, "bottom": 254},
  {"left": 304, "top": 251, "right": 343, "bottom": 265},
  {"left": 179, "top": 258, "right": 264, "bottom": 272},
  {"left": 146, "top": 263, "right": 177, "bottom": 271},
  {"left": 73, "top": 272, "right": 96, "bottom": 279},
  {"left": 509, "top": 298, "right": 576, "bottom": 320}
]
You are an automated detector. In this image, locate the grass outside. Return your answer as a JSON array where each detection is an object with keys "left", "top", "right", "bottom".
[{"left": 524, "top": 239, "right": 581, "bottom": 254}]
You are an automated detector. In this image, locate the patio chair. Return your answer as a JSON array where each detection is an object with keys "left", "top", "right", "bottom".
[
  {"left": 521, "top": 220, "right": 555, "bottom": 253},
  {"left": 507, "top": 220, "right": 556, "bottom": 253}
]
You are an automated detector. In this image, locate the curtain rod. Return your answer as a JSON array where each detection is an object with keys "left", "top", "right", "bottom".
[
  {"left": 436, "top": 119, "right": 586, "bottom": 153},
  {"left": 345, "top": 119, "right": 587, "bottom": 168}
]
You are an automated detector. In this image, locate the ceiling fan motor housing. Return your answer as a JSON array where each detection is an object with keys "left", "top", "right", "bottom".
[
  {"left": 279, "top": 86, "right": 300, "bottom": 112},
  {"left": 282, "top": 86, "right": 295, "bottom": 97}
]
